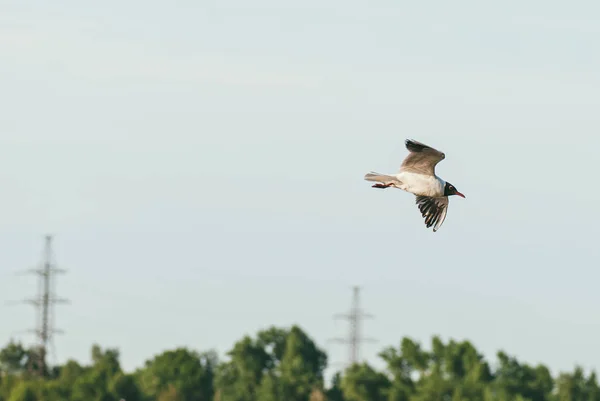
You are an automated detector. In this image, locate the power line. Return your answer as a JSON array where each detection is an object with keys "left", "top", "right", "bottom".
[
  {"left": 329, "top": 286, "right": 376, "bottom": 368},
  {"left": 10, "top": 235, "right": 69, "bottom": 376}
]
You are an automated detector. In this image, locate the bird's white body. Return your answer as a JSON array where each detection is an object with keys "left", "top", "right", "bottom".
[
  {"left": 395, "top": 171, "right": 446, "bottom": 197},
  {"left": 366, "top": 171, "right": 446, "bottom": 197}
]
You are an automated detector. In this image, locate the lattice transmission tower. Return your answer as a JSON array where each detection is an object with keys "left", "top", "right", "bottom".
[
  {"left": 11, "top": 235, "right": 69, "bottom": 376},
  {"left": 329, "top": 286, "right": 377, "bottom": 367}
]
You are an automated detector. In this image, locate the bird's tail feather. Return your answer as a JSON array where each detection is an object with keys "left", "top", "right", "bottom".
[{"left": 364, "top": 172, "right": 397, "bottom": 184}]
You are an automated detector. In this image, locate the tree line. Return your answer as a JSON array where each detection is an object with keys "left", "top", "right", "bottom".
[{"left": 0, "top": 325, "right": 597, "bottom": 401}]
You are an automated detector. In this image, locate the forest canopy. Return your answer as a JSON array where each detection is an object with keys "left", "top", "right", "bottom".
[{"left": 0, "top": 325, "right": 597, "bottom": 401}]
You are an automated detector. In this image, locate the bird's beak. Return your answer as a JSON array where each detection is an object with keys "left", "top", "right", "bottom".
[{"left": 456, "top": 191, "right": 465, "bottom": 198}]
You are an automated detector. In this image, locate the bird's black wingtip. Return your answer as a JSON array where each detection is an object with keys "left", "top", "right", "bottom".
[{"left": 405, "top": 139, "right": 429, "bottom": 153}]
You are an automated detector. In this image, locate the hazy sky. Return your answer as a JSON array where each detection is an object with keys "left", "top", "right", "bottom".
[{"left": 1, "top": 0, "right": 600, "bottom": 380}]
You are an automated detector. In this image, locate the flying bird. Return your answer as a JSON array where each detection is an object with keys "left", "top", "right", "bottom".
[{"left": 364, "top": 139, "right": 465, "bottom": 232}]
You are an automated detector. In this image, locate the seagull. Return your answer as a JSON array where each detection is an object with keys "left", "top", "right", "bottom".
[{"left": 364, "top": 139, "right": 465, "bottom": 232}]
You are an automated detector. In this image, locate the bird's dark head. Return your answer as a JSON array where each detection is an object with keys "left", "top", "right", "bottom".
[{"left": 444, "top": 182, "right": 465, "bottom": 198}]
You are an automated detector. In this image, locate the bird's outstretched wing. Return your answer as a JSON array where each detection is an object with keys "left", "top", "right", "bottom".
[
  {"left": 415, "top": 195, "right": 449, "bottom": 232},
  {"left": 400, "top": 139, "right": 446, "bottom": 175}
]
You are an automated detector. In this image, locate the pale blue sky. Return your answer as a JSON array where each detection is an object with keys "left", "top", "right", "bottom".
[{"left": 1, "top": 0, "right": 600, "bottom": 381}]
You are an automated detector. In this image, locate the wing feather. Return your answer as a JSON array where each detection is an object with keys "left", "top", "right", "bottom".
[
  {"left": 400, "top": 139, "right": 446, "bottom": 175},
  {"left": 415, "top": 195, "right": 449, "bottom": 232}
]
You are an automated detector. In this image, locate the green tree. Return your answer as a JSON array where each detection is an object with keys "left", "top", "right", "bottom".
[
  {"left": 214, "top": 325, "right": 326, "bottom": 401},
  {"left": 493, "top": 351, "right": 552, "bottom": 401},
  {"left": 109, "top": 372, "right": 143, "bottom": 401},
  {"left": 136, "top": 348, "right": 216, "bottom": 401},
  {"left": 0, "top": 342, "right": 27, "bottom": 375},
  {"left": 326, "top": 372, "right": 345, "bottom": 401},
  {"left": 6, "top": 381, "right": 37, "bottom": 401},
  {"left": 0, "top": 374, "right": 20, "bottom": 401},
  {"left": 215, "top": 336, "right": 270, "bottom": 401},
  {"left": 341, "top": 363, "right": 390, "bottom": 401},
  {"left": 256, "top": 373, "right": 281, "bottom": 401},
  {"left": 555, "top": 367, "right": 600, "bottom": 401},
  {"left": 70, "top": 344, "right": 141, "bottom": 401},
  {"left": 256, "top": 327, "right": 289, "bottom": 369},
  {"left": 279, "top": 325, "right": 328, "bottom": 401}
]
